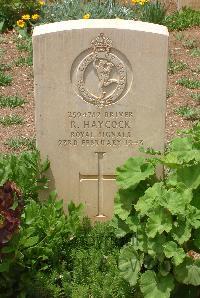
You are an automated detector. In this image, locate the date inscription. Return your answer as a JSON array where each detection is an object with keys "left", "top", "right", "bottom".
[{"left": 58, "top": 111, "right": 142, "bottom": 147}]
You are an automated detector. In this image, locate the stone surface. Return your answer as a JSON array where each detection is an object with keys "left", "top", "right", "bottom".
[
  {"left": 33, "top": 19, "right": 168, "bottom": 220},
  {"left": 177, "top": 0, "right": 200, "bottom": 10}
]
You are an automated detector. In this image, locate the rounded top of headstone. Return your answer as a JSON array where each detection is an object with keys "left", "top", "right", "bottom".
[{"left": 33, "top": 19, "right": 169, "bottom": 37}]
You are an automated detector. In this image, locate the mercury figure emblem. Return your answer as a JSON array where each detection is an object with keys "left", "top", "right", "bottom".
[{"left": 75, "top": 33, "right": 127, "bottom": 108}]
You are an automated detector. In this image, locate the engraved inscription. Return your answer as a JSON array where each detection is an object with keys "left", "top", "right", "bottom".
[
  {"left": 58, "top": 110, "right": 143, "bottom": 147},
  {"left": 79, "top": 152, "right": 116, "bottom": 218},
  {"left": 73, "top": 33, "right": 127, "bottom": 107}
]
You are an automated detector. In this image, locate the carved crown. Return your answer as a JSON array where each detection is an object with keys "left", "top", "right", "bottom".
[{"left": 91, "top": 33, "right": 112, "bottom": 53}]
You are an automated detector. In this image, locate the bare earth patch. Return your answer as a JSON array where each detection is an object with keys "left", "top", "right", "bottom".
[{"left": 0, "top": 24, "right": 199, "bottom": 153}]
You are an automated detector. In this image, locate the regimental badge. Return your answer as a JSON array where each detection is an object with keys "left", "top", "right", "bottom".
[{"left": 73, "top": 33, "right": 127, "bottom": 108}]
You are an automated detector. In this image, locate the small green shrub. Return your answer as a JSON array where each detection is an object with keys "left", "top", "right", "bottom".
[
  {"left": 190, "top": 92, "right": 200, "bottom": 101},
  {"left": 190, "top": 48, "right": 200, "bottom": 58},
  {"left": 0, "top": 71, "right": 12, "bottom": 86},
  {"left": 0, "top": 95, "right": 25, "bottom": 108},
  {"left": 168, "top": 58, "right": 188, "bottom": 74},
  {"left": 0, "top": 195, "right": 84, "bottom": 297},
  {"left": 140, "top": 0, "right": 166, "bottom": 25},
  {"left": 175, "top": 106, "right": 200, "bottom": 120},
  {"left": 5, "top": 137, "right": 36, "bottom": 150},
  {"left": 183, "top": 39, "right": 197, "bottom": 49},
  {"left": 177, "top": 77, "right": 200, "bottom": 89},
  {"left": 0, "top": 150, "right": 49, "bottom": 201},
  {"left": 0, "top": 188, "right": 133, "bottom": 297},
  {"left": 175, "top": 32, "right": 184, "bottom": 41},
  {"left": 112, "top": 123, "right": 200, "bottom": 298},
  {"left": 15, "top": 35, "right": 32, "bottom": 52},
  {"left": 15, "top": 55, "right": 33, "bottom": 66},
  {"left": 165, "top": 8, "right": 200, "bottom": 31},
  {"left": 0, "top": 115, "right": 24, "bottom": 126},
  {"left": 0, "top": 63, "right": 12, "bottom": 71}
]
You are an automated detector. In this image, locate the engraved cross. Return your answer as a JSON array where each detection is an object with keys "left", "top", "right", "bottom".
[{"left": 79, "top": 152, "right": 116, "bottom": 218}]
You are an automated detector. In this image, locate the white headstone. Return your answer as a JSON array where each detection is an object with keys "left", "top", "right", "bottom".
[{"left": 33, "top": 20, "right": 168, "bottom": 220}]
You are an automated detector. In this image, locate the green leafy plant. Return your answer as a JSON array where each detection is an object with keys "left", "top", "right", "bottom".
[
  {"left": 41, "top": 0, "right": 136, "bottom": 23},
  {"left": 190, "top": 92, "right": 200, "bottom": 101},
  {"left": 183, "top": 39, "right": 197, "bottom": 49},
  {"left": 15, "top": 35, "right": 32, "bottom": 52},
  {"left": 0, "top": 183, "right": 133, "bottom": 298},
  {"left": 165, "top": 8, "right": 200, "bottom": 31},
  {"left": 4, "top": 137, "right": 36, "bottom": 151},
  {"left": 0, "top": 63, "right": 12, "bottom": 71},
  {"left": 40, "top": 0, "right": 166, "bottom": 25},
  {"left": 0, "top": 71, "right": 12, "bottom": 86},
  {"left": 0, "top": 115, "right": 24, "bottom": 126},
  {"left": 175, "top": 106, "right": 200, "bottom": 120},
  {"left": 190, "top": 48, "right": 200, "bottom": 58},
  {"left": 0, "top": 95, "right": 25, "bottom": 108},
  {"left": 0, "top": 192, "right": 84, "bottom": 297},
  {"left": 168, "top": 58, "right": 188, "bottom": 74},
  {"left": 177, "top": 77, "right": 200, "bottom": 89},
  {"left": 112, "top": 123, "right": 200, "bottom": 298},
  {"left": 0, "top": 150, "right": 49, "bottom": 201},
  {"left": 140, "top": 0, "right": 166, "bottom": 25},
  {"left": 15, "top": 55, "right": 33, "bottom": 66},
  {"left": 175, "top": 32, "right": 184, "bottom": 41},
  {"left": 25, "top": 218, "right": 134, "bottom": 298}
]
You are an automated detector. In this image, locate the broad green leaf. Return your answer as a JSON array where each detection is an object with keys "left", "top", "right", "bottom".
[
  {"left": 126, "top": 215, "right": 140, "bottom": 233},
  {"left": 175, "top": 164, "right": 200, "bottom": 190},
  {"left": 191, "top": 187, "right": 200, "bottom": 210},
  {"left": 140, "top": 271, "right": 174, "bottom": 298},
  {"left": 193, "top": 229, "right": 200, "bottom": 249},
  {"left": 0, "top": 260, "right": 11, "bottom": 273},
  {"left": 55, "top": 199, "right": 63, "bottom": 211},
  {"left": 162, "top": 188, "right": 192, "bottom": 215},
  {"left": 116, "top": 157, "right": 155, "bottom": 190},
  {"left": 175, "top": 258, "right": 200, "bottom": 286},
  {"left": 171, "top": 220, "right": 191, "bottom": 245},
  {"left": 22, "top": 236, "right": 39, "bottom": 248},
  {"left": 186, "top": 206, "right": 200, "bottom": 229},
  {"left": 163, "top": 241, "right": 185, "bottom": 266},
  {"left": 135, "top": 183, "right": 164, "bottom": 216},
  {"left": 1, "top": 246, "right": 16, "bottom": 253},
  {"left": 114, "top": 188, "right": 135, "bottom": 220},
  {"left": 143, "top": 255, "right": 157, "bottom": 270},
  {"left": 17, "top": 28, "right": 28, "bottom": 38},
  {"left": 147, "top": 234, "right": 166, "bottom": 258},
  {"left": 170, "top": 137, "right": 193, "bottom": 152},
  {"left": 110, "top": 215, "right": 130, "bottom": 238},
  {"left": 163, "top": 151, "right": 200, "bottom": 167},
  {"left": 159, "top": 261, "right": 171, "bottom": 277},
  {"left": 132, "top": 226, "right": 148, "bottom": 252},
  {"left": 119, "top": 245, "right": 143, "bottom": 286},
  {"left": 163, "top": 137, "right": 200, "bottom": 167},
  {"left": 146, "top": 209, "right": 172, "bottom": 238}
]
